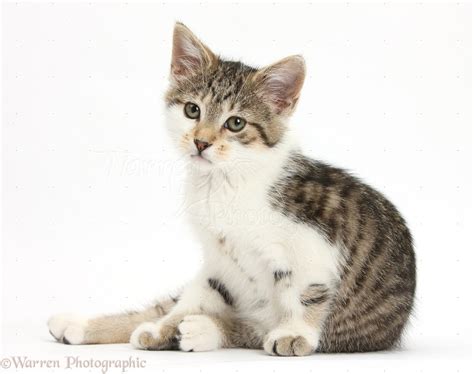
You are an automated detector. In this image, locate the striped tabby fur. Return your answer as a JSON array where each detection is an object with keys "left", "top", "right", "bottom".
[{"left": 48, "top": 23, "right": 415, "bottom": 355}]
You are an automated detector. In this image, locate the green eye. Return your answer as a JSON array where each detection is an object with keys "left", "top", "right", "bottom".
[
  {"left": 184, "top": 102, "right": 200, "bottom": 119},
  {"left": 224, "top": 116, "right": 247, "bottom": 132}
]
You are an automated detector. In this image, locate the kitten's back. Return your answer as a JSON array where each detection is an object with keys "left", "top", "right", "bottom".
[{"left": 270, "top": 153, "right": 416, "bottom": 352}]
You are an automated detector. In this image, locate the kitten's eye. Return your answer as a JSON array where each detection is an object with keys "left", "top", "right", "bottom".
[
  {"left": 184, "top": 102, "right": 200, "bottom": 119},
  {"left": 224, "top": 116, "right": 247, "bottom": 132}
]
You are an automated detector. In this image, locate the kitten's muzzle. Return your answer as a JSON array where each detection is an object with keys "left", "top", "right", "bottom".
[{"left": 194, "top": 139, "right": 212, "bottom": 153}]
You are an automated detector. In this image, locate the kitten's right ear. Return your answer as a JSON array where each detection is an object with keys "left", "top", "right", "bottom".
[{"left": 170, "top": 22, "right": 216, "bottom": 81}]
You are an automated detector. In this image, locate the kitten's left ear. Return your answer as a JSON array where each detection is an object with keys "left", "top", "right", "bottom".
[
  {"left": 254, "top": 55, "right": 306, "bottom": 115},
  {"left": 170, "top": 22, "right": 217, "bottom": 81}
]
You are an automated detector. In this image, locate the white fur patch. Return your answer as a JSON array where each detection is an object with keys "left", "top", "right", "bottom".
[
  {"left": 48, "top": 313, "right": 87, "bottom": 344},
  {"left": 179, "top": 132, "right": 343, "bottom": 336},
  {"left": 178, "top": 315, "right": 222, "bottom": 352}
]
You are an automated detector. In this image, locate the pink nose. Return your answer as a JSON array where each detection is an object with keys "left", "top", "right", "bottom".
[{"left": 194, "top": 139, "right": 211, "bottom": 153}]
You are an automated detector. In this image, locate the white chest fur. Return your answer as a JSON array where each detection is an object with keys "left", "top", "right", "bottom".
[{"left": 183, "top": 161, "right": 343, "bottom": 328}]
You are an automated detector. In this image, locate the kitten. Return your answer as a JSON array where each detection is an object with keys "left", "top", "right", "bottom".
[{"left": 48, "top": 23, "right": 416, "bottom": 355}]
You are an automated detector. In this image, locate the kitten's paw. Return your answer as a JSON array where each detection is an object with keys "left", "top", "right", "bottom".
[
  {"left": 178, "top": 314, "right": 221, "bottom": 352},
  {"left": 130, "top": 321, "right": 179, "bottom": 350},
  {"left": 48, "top": 314, "right": 88, "bottom": 345},
  {"left": 264, "top": 328, "right": 316, "bottom": 356}
]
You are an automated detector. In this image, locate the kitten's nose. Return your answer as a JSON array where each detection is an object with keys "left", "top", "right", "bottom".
[{"left": 194, "top": 139, "right": 212, "bottom": 153}]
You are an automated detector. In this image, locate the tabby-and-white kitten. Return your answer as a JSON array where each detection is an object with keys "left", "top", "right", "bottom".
[{"left": 48, "top": 23, "right": 416, "bottom": 355}]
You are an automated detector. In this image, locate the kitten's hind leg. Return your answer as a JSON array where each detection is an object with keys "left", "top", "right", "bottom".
[{"left": 48, "top": 296, "right": 178, "bottom": 345}]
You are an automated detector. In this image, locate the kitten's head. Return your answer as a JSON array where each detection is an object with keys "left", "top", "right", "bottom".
[{"left": 165, "top": 23, "right": 305, "bottom": 172}]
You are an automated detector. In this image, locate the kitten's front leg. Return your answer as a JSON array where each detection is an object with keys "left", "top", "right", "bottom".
[
  {"left": 130, "top": 275, "right": 233, "bottom": 352},
  {"left": 262, "top": 251, "right": 334, "bottom": 356},
  {"left": 264, "top": 273, "right": 333, "bottom": 356}
]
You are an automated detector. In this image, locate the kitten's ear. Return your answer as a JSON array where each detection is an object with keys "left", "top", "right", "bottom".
[
  {"left": 170, "top": 22, "right": 217, "bottom": 81},
  {"left": 254, "top": 55, "right": 306, "bottom": 115}
]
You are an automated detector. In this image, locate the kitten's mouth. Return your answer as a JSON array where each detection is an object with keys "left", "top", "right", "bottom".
[{"left": 191, "top": 154, "right": 212, "bottom": 164}]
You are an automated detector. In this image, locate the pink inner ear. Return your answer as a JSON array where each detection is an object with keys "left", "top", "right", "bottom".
[
  {"left": 267, "top": 76, "right": 296, "bottom": 110},
  {"left": 259, "top": 57, "right": 305, "bottom": 114},
  {"left": 171, "top": 38, "right": 203, "bottom": 78},
  {"left": 265, "top": 73, "right": 302, "bottom": 112},
  {"left": 171, "top": 25, "right": 215, "bottom": 80},
  {"left": 171, "top": 54, "right": 201, "bottom": 77}
]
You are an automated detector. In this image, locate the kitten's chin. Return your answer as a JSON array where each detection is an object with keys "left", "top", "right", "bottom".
[{"left": 189, "top": 154, "right": 214, "bottom": 170}]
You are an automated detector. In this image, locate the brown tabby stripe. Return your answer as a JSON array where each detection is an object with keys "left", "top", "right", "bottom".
[
  {"left": 247, "top": 123, "right": 276, "bottom": 147},
  {"left": 300, "top": 283, "right": 330, "bottom": 306},
  {"left": 208, "top": 278, "right": 234, "bottom": 306},
  {"left": 274, "top": 270, "right": 292, "bottom": 283}
]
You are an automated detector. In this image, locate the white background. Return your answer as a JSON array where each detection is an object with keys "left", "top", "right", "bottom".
[{"left": 1, "top": 1, "right": 472, "bottom": 373}]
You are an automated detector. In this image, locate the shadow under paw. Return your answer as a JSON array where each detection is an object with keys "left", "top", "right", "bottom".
[{"left": 140, "top": 332, "right": 180, "bottom": 351}]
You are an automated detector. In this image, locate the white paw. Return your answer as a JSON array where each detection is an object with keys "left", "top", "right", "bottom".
[
  {"left": 48, "top": 313, "right": 88, "bottom": 345},
  {"left": 178, "top": 315, "right": 221, "bottom": 352},
  {"left": 130, "top": 322, "right": 161, "bottom": 349}
]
